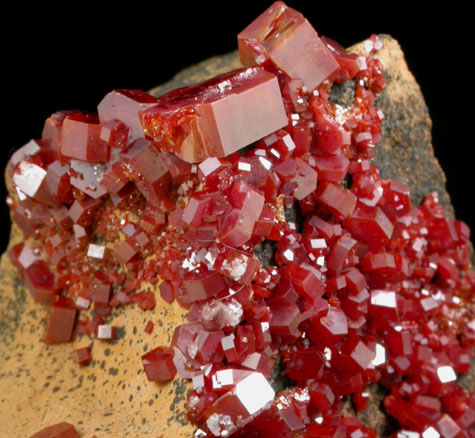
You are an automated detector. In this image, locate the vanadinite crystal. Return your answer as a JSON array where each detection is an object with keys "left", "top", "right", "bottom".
[
  {"left": 140, "top": 67, "right": 288, "bottom": 163},
  {"left": 5, "top": 1, "right": 474, "bottom": 437},
  {"left": 30, "top": 422, "right": 78, "bottom": 438}
]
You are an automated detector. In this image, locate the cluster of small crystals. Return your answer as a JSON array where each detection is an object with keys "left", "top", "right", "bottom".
[{"left": 6, "top": 2, "right": 474, "bottom": 437}]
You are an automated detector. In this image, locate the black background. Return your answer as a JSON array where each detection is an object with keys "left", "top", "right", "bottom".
[{"left": 1, "top": 1, "right": 473, "bottom": 253}]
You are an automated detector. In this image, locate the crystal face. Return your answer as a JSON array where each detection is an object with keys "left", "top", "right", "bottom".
[
  {"left": 235, "top": 372, "right": 275, "bottom": 415},
  {"left": 5, "top": 2, "right": 474, "bottom": 437}
]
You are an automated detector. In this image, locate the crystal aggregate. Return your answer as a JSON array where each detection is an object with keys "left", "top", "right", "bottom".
[{"left": 9, "top": 2, "right": 474, "bottom": 437}]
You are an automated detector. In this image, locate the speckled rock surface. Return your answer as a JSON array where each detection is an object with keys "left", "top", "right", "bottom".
[
  {"left": 0, "top": 35, "right": 472, "bottom": 438},
  {"left": 0, "top": 216, "right": 193, "bottom": 437}
]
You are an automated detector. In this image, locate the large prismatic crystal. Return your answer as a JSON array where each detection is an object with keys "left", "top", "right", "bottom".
[
  {"left": 140, "top": 67, "right": 288, "bottom": 163},
  {"left": 238, "top": 1, "right": 339, "bottom": 91}
]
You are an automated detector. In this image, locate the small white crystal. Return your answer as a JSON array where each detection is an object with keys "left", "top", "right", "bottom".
[
  {"left": 97, "top": 325, "right": 113, "bottom": 339},
  {"left": 206, "top": 413, "right": 234, "bottom": 437}
]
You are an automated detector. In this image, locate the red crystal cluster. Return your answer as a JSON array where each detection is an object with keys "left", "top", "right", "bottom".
[{"left": 7, "top": 2, "right": 474, "bottom": 438}]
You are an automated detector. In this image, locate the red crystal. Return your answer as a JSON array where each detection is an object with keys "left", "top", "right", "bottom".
[
  {"left": 285, "top": 264, "right": 325, "bottom": 303},
  {"left": 238, "top": 2, "right": 339, "bottom": 91},
  {"left": 9, "top": 139, "right": 42, "bottom": 174},
  {"left": 120, "top": 138, "right": 170, "bottom": 206},
  {"left": 100, "top": 120, "right": 129, "bottom": 148},
  {"left": 326, "top": 234, "right": 357, "bottom": 274},
  {"left": 144, "top": 321, "right": 154, "bottom": 334},
  {"left": 308, "top": 382, "right": 335, "bottom": 412},
  {"left": 114, "top": 239, "right": 138, "bottom": 263},
  {"left": 313, "top": 117, "right": 351, "bottom": 155},
  {"left": 216, "top": 247, "right": 262, "bottom": 284},
  {"left": 134, "top": 291, "right": 156, "bottom": 311},
  {"left": 100, "top": 161, "right": 129, "bottom": 195},
  {"left": 193, "top": 330, "right": 225, "bottom": 364},
  {"left": 203, "top": 372, "right": 275, "bottom": 436},
  {"left": 142, "top": 346, "right": 177, "bottom": 381},
  {"left": 343, "top": 207, "right": 393, "bottom": 252},
  {"left": 13, "top": 159, "right": 55, "bottom": 206},
  {"left": 70, "top": 347, "right": 92, "bottom": 365},
  {"left": 240, "top": 352, "right": 275, "bottom": 377},
  {"left": 45, "top": 161, "right": 73, "bottom": 204},
  {"left": 436, "top": 414, "right": 462, "bottom": 438},
  {"left": 312, "top": 154, "right": 349, "bottom": 183},
  {"left": 61, "top": 113, "right": 110, "bottom": 162},
  {"left": 68, "top": 196, "right": 102, "bottom": 225},
  {"left": 44, "top": 297, "right": 77, "bottom": 344},
  {"left": 31, "top": 422, "right": 78, "bottom": 438},
  {"left": 285, "top": 346, "right": 325, "bottom": 381},
  {"left": 379, "top": 180, "right": 412, "bottom": 221},
  {"left": 269, "top": 301, "right": 301, "bottom": 338},
  {"left": 315, "top": 182, "right": 356, "bottom": 220},
  {"left": 333, "top": 335, "right": 374, "bottom": 374},
  {"left": 24, "top": 261, "right": 58, "bottom": 304},
  {"left": 293, "top": 158, "right": 318, "bottom": 200},
  {"left": 140, "top": 67, "right": 288, "bottom": 163},
  {"left": 307, "top": 306, "right": 348, "bottom": 346},
  {"left": 218, "top": 182, "right": 265, "bottom": 247},
  {"left": 183, "top": 271, "right": 226, "bottom": 303}
]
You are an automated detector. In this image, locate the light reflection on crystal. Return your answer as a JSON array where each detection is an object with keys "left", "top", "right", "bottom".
[
  {"left": 235, "top": 372, "right": 275, "bottom": 415},
  {"left": 87, "top": 244, "right": 106, "bottom": 259},
  {"left": 436, "top": 365, "right": 456, "bottom": 383},
  {"left": 422, "top": 427, "right": 440, "bottom": 438},
  {"left": 370, "top": 290, "right": 397, "bottom": 308},
  {"left": 372, "top": 343, "right": 386, "bottom": 366}
]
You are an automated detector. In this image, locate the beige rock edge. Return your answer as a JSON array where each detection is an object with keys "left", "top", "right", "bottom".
[{"left": 0, "top": 36, "right": 473, "bottom": 438}]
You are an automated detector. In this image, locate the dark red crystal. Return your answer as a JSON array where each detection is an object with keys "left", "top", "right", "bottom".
[
  {"left": 44, "top": 297, "right": 77, "bottom": 344},
  {"left": 140, "top": 67, "right": 288, "bottom": 163},
  {"left": 142, "top": 346, "right": 177, "bottom": 381},
  {"left": 70, "top": 347, "right": 92, "bottom": 365},
  {"left": 31, "top": 422, "right": 78, "bottom": 438}
]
